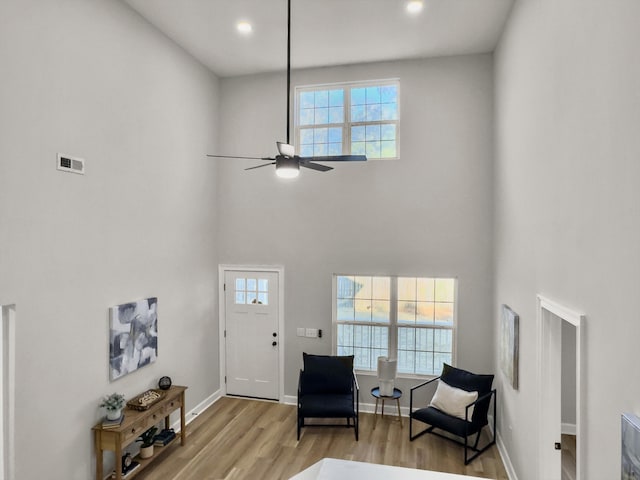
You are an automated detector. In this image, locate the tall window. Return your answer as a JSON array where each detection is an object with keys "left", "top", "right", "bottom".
[
  {"left": 295, "top": 80, "right": 400, "bottom": 159},
  {"left": 333, "top": 275, "right": 456, "bottom": 376}
]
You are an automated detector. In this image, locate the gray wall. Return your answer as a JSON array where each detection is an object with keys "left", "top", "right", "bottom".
[
  {"left": 494, "top": 0, "right": 640, "bottom": 477},
  {"left": 0, "top": 1, "right": 220, "bottom": 479},
  {"left": 216, "top": 55, "right": 496, "bottom": 401}
]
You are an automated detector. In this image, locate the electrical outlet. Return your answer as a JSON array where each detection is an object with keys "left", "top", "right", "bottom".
[{"left": 57, "top": 153, "right": 85, "bottom": 175}]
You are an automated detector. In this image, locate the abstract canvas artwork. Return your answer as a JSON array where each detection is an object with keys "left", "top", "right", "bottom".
[
  {"left": 500, "top": 304, "right": 519, "bottom": 389},
  {"left": 109, "top": 297, "right": 158, "bottom": 381},
  {"left": 622, "top": 413, "right": 640, "bottom": 479}
]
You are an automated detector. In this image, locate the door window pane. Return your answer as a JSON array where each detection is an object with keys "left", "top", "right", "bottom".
[{"left": 234, "top": 276, "right": 269, "bottom": 305}]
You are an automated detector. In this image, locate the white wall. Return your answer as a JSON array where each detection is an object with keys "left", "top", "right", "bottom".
[
  {"left": 495, "top": 0, "right": 640, "bottom": 477},
  {"left": 0, "top": 1, "right": 220, "bottom": 478},
  {"left": 216, "top": 55, "right": 495, "bottom": 401}
]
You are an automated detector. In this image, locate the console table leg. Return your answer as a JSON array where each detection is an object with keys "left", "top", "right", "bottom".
[
  {"left": 95, "top": 431, "right": 103, "bottom": 480},
  {"left": 115, "top": 436, "right": 122, "bottom": 480}
]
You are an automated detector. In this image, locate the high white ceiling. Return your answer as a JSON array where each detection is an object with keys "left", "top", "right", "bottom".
[{"left": 122, "top": 0, "right": 514, "bottom": 78}]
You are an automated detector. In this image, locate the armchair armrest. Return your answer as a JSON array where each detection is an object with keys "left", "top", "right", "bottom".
[
  {"left": 463, "top": 388, "right": 496, "bottom": 423},
  {"left": 410, "top": 376, "right": 440, "bottom": 394},
  {"left": 352, "top": 370, "right": 359, "bottom": 416},
  {"left": 352, "top": 370, "right": 359, "bottom": 392},
  {"left": 410, "top": 376, "right": 440, "bottom": 413}
]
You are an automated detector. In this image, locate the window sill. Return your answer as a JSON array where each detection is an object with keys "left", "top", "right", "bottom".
[{"left": 354, "top": 370, "right": 438, "bottom": 381}]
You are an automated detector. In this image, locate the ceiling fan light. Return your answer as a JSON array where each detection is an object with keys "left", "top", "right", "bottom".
[
  {"left": 276, "top": 165, "right": 299, "bottom": 179},
  {"left": 276, "top": 156, "right": 300, "bottom": 178}
]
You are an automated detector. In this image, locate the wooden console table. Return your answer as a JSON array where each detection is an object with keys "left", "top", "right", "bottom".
[{"left": 92, "top": 385, "right": 187, "bottom": 480}]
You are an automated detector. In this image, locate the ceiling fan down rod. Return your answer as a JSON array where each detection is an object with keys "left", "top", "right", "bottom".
[{"left": 286, "top": 0, "right": 291, "bottom": 146}]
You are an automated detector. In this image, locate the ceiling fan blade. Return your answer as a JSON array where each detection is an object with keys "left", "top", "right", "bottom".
[
  {"left": 245, "top": 162, "right": 276, "bottom": 171},
  {"left": 207, "top": 154, "right": 274, "bottom": 161},
  {"left": 300, "top": 161, "right": 333, "bottom": 172},
  {"left": 298, "top": 155, "right": 367, "bottom": 162}
]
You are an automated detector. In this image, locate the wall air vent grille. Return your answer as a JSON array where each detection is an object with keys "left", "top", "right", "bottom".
[{"left": 57, "top": 153, "right": 85, "bottom": 175}]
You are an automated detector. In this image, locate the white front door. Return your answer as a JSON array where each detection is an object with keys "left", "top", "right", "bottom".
[{"left": 224, "top": 271, "right": 279, "bottom": 400}]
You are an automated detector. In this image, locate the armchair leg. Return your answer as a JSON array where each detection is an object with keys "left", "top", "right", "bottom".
[{"left": 473, "top": 431, "right": 481, "bottom": 450}]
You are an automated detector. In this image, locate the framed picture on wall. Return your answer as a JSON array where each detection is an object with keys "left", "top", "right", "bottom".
[
  {"left": 500, "top": 304, "right": 519, "bottom": 390},
  {"left": 109, "top": 297, "right": 158, "bottom": 381},
  {"left": 622, "top": 412, "right": 640, "bottom": 479}
]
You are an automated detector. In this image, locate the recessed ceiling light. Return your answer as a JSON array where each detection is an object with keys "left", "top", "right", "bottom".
[
  {"left": 406, "top": 1, "right": 424, "bottom": 14},
  {"left": 236, "top": 21, "right": 253, "bottom": 34}
]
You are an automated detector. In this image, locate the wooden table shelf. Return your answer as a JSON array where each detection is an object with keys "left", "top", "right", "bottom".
[{"left": 92, "top": 385, "right": 187, "bottom": 480}]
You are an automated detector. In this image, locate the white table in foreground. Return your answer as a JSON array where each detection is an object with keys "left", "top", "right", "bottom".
[{"left": 289, "top": 458, "right": 487, "bottom": 480}]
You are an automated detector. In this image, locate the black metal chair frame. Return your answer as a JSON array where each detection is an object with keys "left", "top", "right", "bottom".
[
  {"left": 409, "top": 376, "right": 496, "bottom": 465},
  {"left": 297, "top": 369, "right": 359, "bottom": 441}
]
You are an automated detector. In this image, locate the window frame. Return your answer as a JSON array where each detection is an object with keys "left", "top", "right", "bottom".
[
  {"left": 294, "top": 79, "right": 401, "bottom": 160},
  {"left": 331, "top": 274, "right": 458, "bottom": 379}
]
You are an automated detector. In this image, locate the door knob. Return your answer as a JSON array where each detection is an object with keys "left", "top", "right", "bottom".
[{"left": 272, "top": 341, "right": 277, "bottom": 346}]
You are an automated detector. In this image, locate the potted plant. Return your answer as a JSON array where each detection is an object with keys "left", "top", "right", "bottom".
[
  {"left": 137, "top": 426, "right": 158, "bottom": 459},
  {"left": 100, "top": 393, "right": 126, "bottom": 420}
]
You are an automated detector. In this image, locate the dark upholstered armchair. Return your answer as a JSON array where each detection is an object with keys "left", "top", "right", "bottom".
[
  {"left": 297, "top": 353, "right": 359, "bottom": 440},
  {"left": 409, "top": 363, "right": 496, "bottom": 464}
]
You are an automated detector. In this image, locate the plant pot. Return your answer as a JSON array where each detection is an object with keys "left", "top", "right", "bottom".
[
  {"left": 139, "top": 445, "right": 154, "bottom": 459},
  {"left": 106, "top": 408, "right": 122, "bottom": 421}
]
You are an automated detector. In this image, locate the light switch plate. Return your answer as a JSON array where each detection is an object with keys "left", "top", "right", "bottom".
[{"left": 296, "top": 328, "right": 305, "bottom": 337}]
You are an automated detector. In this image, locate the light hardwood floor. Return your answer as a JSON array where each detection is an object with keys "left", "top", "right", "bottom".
[
  {"left": 135, "top": 396, "right": 509, "bottom": 480},
  {"left": 561, "top": 434, "right": 576, "bottom": 480}
]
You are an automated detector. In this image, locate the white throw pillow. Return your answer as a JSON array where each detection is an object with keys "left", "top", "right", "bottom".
[{"left": 429, "top": 380, "right": 478, "bottom": 421}]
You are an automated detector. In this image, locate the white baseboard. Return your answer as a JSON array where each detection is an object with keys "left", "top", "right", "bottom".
[
  {"left": 496, "top": 431, "right": 518, "bottom": 480},
  {"left": 171, "top": 389, "right": 222, "bottom": 432},
  {"left": 562, "top": 422, "right": 576, "bottom": 435}
]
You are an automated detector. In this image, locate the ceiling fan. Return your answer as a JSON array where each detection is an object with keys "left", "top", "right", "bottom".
[{"left": 206, "top": 0, "right": 367, "bottom": 178}]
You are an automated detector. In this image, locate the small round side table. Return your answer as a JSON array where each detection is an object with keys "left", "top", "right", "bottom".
[{"left": 371, "top": 387, "right": 403, "bottom": 429}]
